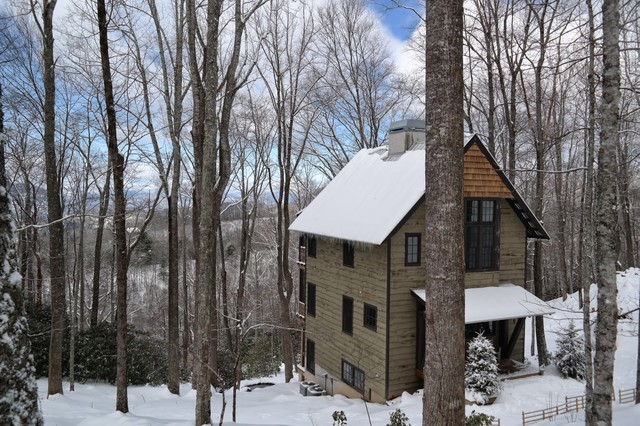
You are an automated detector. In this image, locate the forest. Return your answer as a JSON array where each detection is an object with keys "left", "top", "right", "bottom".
[{"left": 0, "top": 0, "right": 638, "bottom": 425}]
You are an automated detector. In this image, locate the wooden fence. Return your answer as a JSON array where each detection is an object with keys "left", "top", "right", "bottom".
[
  {"left": 522, "top": 389, "right": 637, "bottom": 425},
  {"left": 618, "top": 388, "right": 637, "bottom": 404}
]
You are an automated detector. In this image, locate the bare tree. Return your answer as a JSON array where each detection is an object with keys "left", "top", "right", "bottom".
[
  {"left": 119, "top": 0, "right": 187, "bottom": 394},
  {"left": 423, "top": 0, "right": 465, "bottom": 424},
  {"left": 96, "top": 0, "right": 130, "bottom": 412},
  {"left": 28, "top": 0, "right": 68, "bottom": 397},
  {"left": 310, "top": 0, "right": 407, "bottom": 178},
  {"left": 187, "top": 0, "right": 267, "bottom": 423},
  {"left": 582, "top": 2, "right": 597, "bottom": 418},
  {"left": 589, "top": 0, "right": 620, "bottom": 423},
  {"left": 256, "top": 0, "right": 319, "bottom": 383}
]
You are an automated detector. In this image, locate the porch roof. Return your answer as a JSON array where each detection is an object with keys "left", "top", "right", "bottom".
[{"left": 411, "top": 284, "right": 554, "bottom": 324}]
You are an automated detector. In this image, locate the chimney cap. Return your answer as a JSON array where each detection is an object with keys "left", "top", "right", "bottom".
[{"left": 389, "top": 119, "right": 425, "bottom": 133}]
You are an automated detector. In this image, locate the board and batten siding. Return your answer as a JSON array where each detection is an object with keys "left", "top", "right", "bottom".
[{"left": 303, "top": 236, "right": 388, "bottom": 402}]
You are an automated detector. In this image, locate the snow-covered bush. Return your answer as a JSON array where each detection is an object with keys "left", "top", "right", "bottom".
[
  {"left": 465, "top": 333, "right": 501, "bottom": 404},
  {"left": 554, "top": 320, "right": 585, "bottom": 380},
  {"left": 387, "top": 408, "right": 410, "bottom": 426},
  {"left": 332, "top": 410, "right": 347, "bottom": 425},
  {"left": 465, "top": 411, "right": 495, "bottom": 426}
]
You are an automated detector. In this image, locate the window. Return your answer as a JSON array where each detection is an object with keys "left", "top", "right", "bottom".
[
  {"left": 306, "top": 339, "right": 315, "bottom": 374},
  {"left": 343, "top": 242, "right": 354, "bottom": 267},
  {"left": 299, "top": 269, "right": 306, "bottom": 304},
  {"left": 405, "top": 233, "right": 421, "bottom": 266},
  {"left": 342, "top": 360, "right": 365, "bottom": 392},
  {"left": 308, "top": 236, "right": 317, "bottom": 258},
  {"left": 465, "top": 199, "right": 499, "bottom": 271},
  {"left": 363, "top": 303, "right": 377, "bottom": 331},
  {"left": 342, "top": 296, "right": 353, "bottom": 334},
  {"left": 307, "top": 283, "right": 316, "bottom": 317}
]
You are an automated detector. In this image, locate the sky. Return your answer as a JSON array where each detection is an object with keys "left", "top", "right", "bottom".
[{"left": 369, "top": 2, "right": 421, "bottom": 41}]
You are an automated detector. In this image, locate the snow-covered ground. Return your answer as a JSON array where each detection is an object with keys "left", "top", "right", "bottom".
[{"left": 40, "top": 270, "right": 640, "bottom": 425}]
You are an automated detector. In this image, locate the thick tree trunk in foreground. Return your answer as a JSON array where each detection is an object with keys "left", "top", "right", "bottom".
[
  {"left": 0, "top": 84, "right": 44, "bottom": 426},
  {"left": 423, "top": 1, "right": 465, "bottom": 424},
  {"left": 589, "top": 0, "right": 620, "bottom": 424},
  {"left": 96, "top": 0, "right": 129, "bottom": 413}
]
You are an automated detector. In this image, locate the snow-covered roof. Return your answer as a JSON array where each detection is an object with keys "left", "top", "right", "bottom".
[
  {"left": 290, "top": 142, "right": 428, "bottom": 245},
  {"left": 411, "top": 284, "right": 555, "bottom": 324},
  {"left": 290, "top": 133, "right": 549, "bottom": 244}
]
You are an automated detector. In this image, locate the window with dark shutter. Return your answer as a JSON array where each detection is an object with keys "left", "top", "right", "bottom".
[
  {"left": 343, "top": 242, "right": 354, "bottom": 267},
  {"left": 299, "top": 269, "right": 306, "bottom": 304},
  {"left": 342, "top": 296, "right": 353, "bottom": 334},
  {"left": 465, "top": 199, "right": 500, "bottom": 271},
  {"left": 307, "top": 283, "right": 316, "bottom": 317},
  {"left": 308, "top": 236, "right": 317, "bottom": 258},
  {"left": 306, "top": 339, "right": 315, "bottom": 374}
]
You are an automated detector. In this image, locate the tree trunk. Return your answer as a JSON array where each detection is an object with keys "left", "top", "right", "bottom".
[
  {"left": 181, "top": 198, "right": 190, "bottom": 369},
  {"left": 589, "top": 0, "right": 620, "bottom": 424},
  {"left": 530, "top": 0, "right": 550, "bottom": 367},
  {"left": 90, "top": 169, "right": 111, "bottom": 328},
  {"left": 96, "top": 0, "right": 129, "bottom": 413},
  {"left": 186, "top": 0, "right": 205, "bottom": 392},
  {"left": 194, "top": 0, "right": 224, "bottom": 420},
  {"left": 145, "top": 0, "right": 185, "bottom": 393},
  {"left": 583, "top": 1, "right": 597, "bottom": 418},
  {"left": 168, "top": 196, "right": 180, "bottom": 394},
  {"left": 423, "top": 1, "right": 465, "bottom": 424},
  {"left": 41, "top": 0, "right": 67, "bottom": 397}
]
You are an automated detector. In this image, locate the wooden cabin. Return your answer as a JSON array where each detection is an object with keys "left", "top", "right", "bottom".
[{"left": 290, "top": 120, "right": 551, "bottom": 403}]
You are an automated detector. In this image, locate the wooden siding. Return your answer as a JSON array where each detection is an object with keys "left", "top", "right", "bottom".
[
  {"left": 387, "top": 199, "right": 527, "bottom": 397},
  {"left": 464, "top": 143, "right": 513, "bottom": 198},
  {"left": 387, "top": 212, "right": 425, "bottom": 398},
  {"left": 304, "top": 237, "right": 388, "bottom": 401}
]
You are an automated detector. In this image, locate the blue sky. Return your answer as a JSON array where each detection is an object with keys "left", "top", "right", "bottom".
[{"left": 369, "top": 3, "right": 420, "bottom": 41}]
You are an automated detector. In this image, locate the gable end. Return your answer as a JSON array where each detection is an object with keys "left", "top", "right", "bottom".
[{"left": 464, "top": 136, "right": 550, "bottom": 240}]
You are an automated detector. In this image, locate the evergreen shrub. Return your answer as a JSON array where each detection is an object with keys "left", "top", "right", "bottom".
[
  {"left": 387, "top": 408, "right": 410, "bottom": 426},
  {"left": 554, "top": 320, "right": 585, "bottom": 380},
  {"left": 465, "top": 411, "right": 495, "bottom": 426},
  {"left": 465, "top": 333, "right": 501, "bottom": 404},
  {"left": 25, "top": 303, "right": 68, "bottom": 378}
]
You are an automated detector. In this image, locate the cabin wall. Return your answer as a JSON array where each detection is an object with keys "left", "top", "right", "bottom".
[
  {"left": 387, "top": 205, "right": 427, "bottom": 398},
  {"left": 303, "top": 236, "right": 388, "bottom": 402}
]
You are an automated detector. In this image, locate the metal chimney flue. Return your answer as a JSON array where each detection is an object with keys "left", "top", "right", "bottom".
[{"left": 388, "top": 119, "right": 425, "bottom": 155}]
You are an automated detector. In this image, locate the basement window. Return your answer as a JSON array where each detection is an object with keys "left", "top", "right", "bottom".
[{"left": 342, "top": 360, "right": 365, "bottom": 393}]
